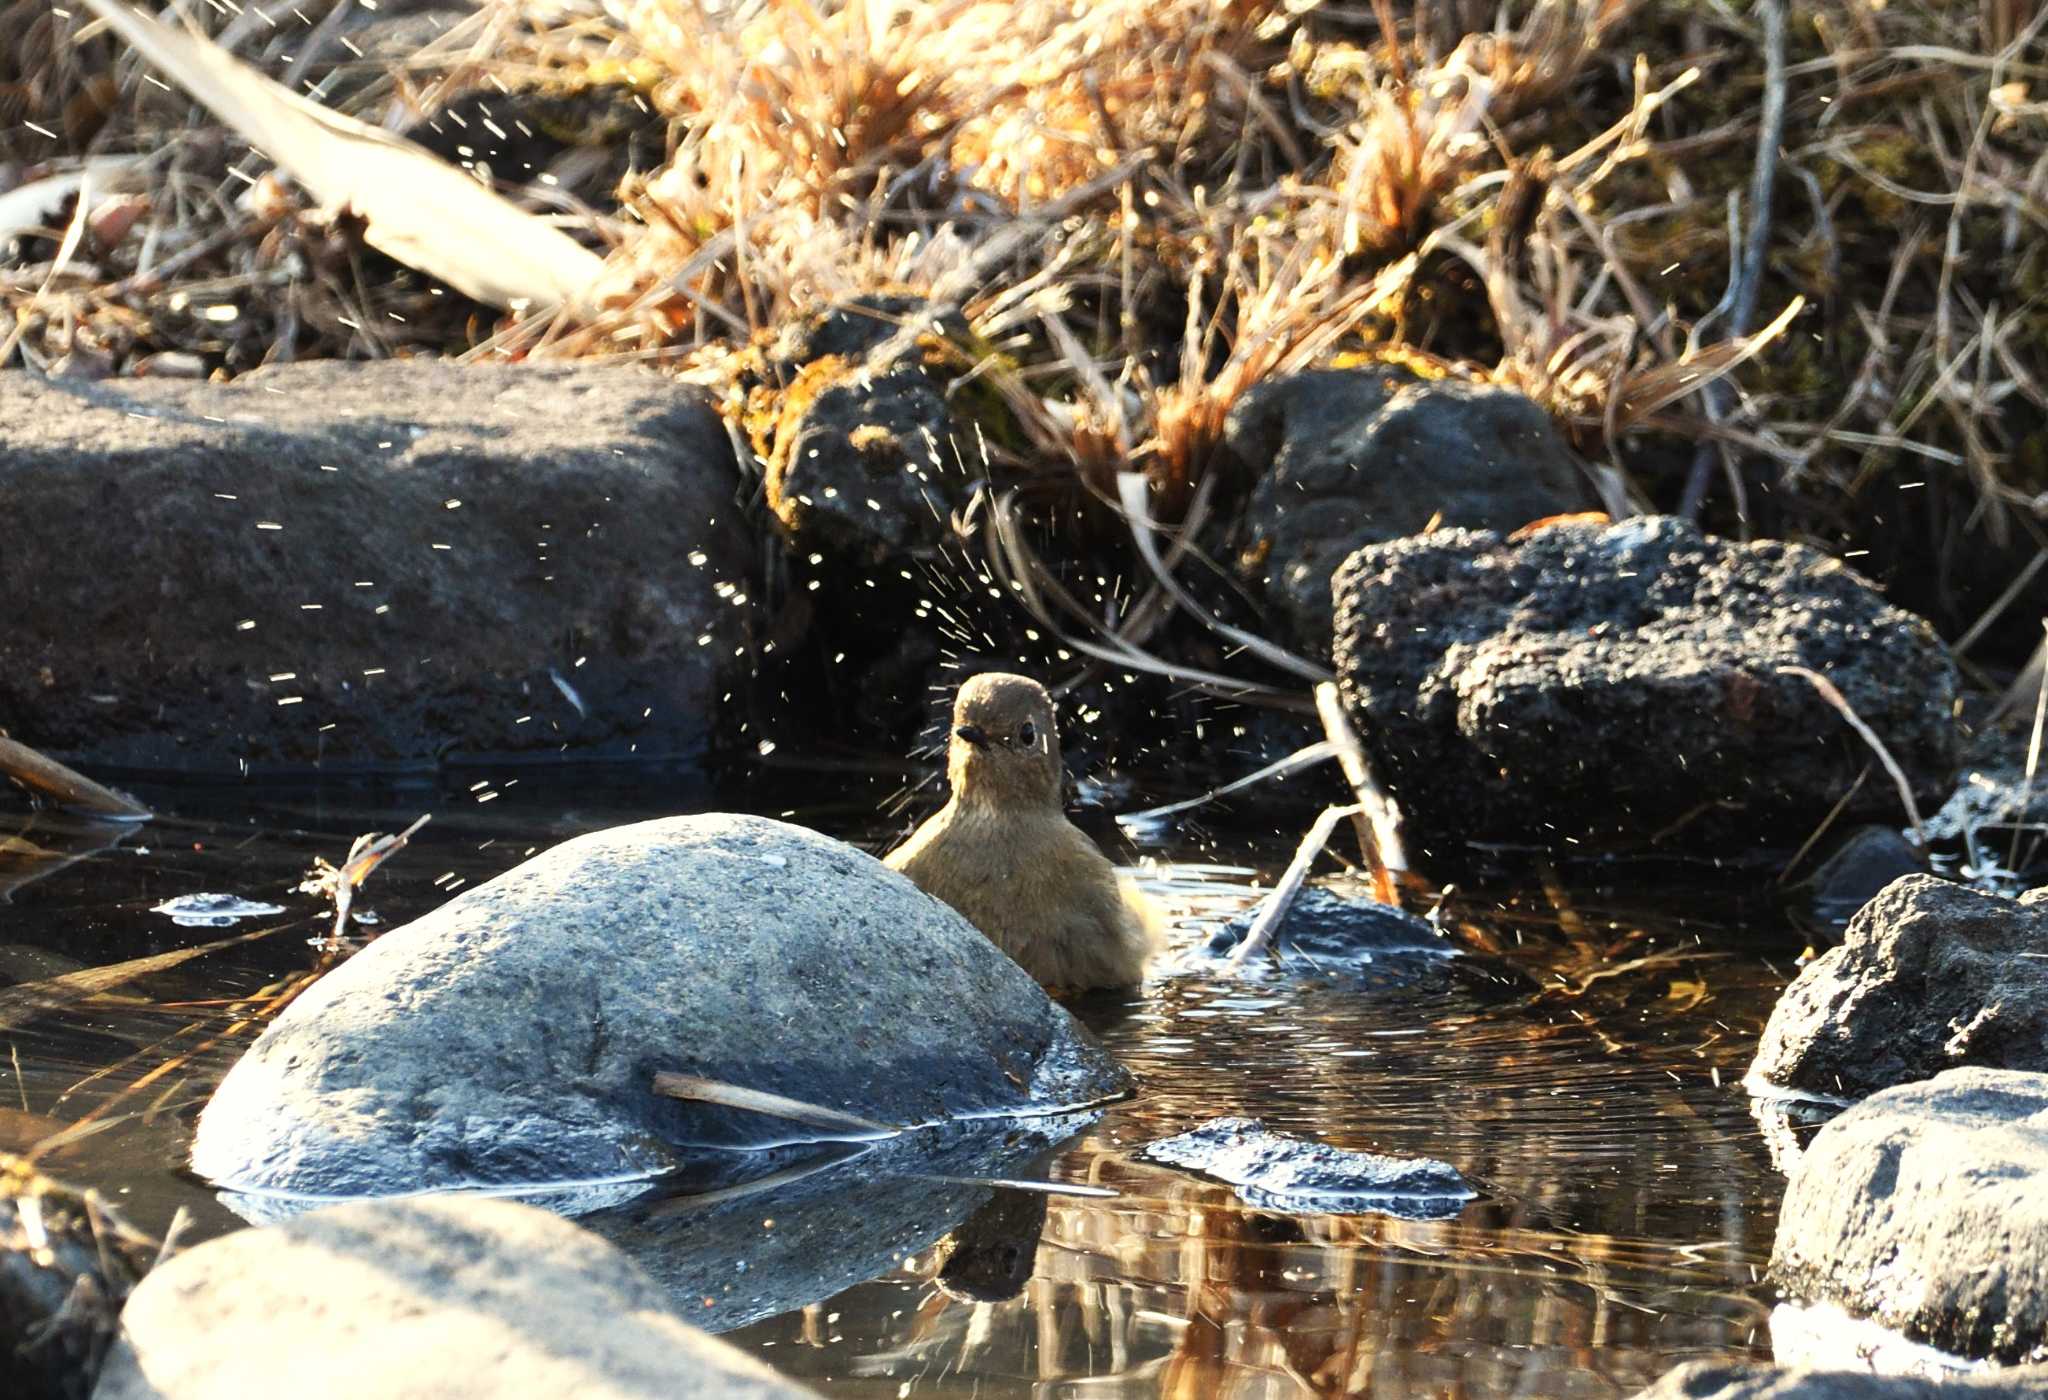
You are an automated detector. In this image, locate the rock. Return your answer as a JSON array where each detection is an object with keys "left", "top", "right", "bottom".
[
  {"left": 1136, "top": 1116, "right": 1472, "bottom": 1218},
  {"left": 754, "top": 296, "right": 981, "bottom": 563},
  {"left": 1203, "top": 886, "right": 1452, "bottom": 971},
  {"left": 1771, "top": 1300, "right": 2048, "bottom": 1383},
  {"left": 1749, "top": 876, "right": 2048, "bottom": 1099},
  {"left": 1629, "top": 1360, "right": 2048, "bottom": 1398},
  {"left": 1227, "top": 365, "right": 1589, "bottom": 650},
  {"left": 90, "top": 1195, "right": 815, "bottom": 1400},
  {"left": 1791, "top": 828, "right": 1930, "bottom": 930},
  {"left": 1927, "top": 766, "right": 2048, "bottom": 853},
  {"left": 2, "top": 1157, "right": 155, "bottom": 1400},
  {"left": 762, "top": 293, "right": 967, "bottom": 376},
  {"left": 0, "top": 363, "right": 759, "bottom": 774},
  {"left": 1330, "top": 515, "right": 1960, "bottom": 853},
  {"left": 1769, "top": 1068, "right": 2048, "bottom": 1366},
  {"left": 191, "top": 814, "right": 1129, "bottom": 1211}
]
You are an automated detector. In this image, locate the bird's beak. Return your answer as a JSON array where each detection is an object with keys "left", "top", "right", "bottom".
[{"left": 954, "top": 724, "right": 991, "bottom": 749}]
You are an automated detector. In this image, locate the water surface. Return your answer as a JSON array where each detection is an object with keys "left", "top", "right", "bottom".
[{"left": 0, "top": 770, "right": 1794, "bottom": 1396}]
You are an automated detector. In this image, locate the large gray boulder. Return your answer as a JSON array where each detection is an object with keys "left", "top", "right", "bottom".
[
  {"left": 1770, "top": 1069, "right": 2048, "bottom": 1367},
  {"left": 191, "top": 815, "right": 1129, "bottom": 1209},
  {"left": 0, "top": 363, "right": 758, "bottom": 774},
  {"left": 1630, "top": 1361, "right": 2048, "bottom": 1398},
  {"left": 1227, "top": 366, "right": 1589, "bottom": 650},
  {"left": 1749, "top": 876, "right": 2048, "bottom": 1100},
  {"left": 91, "top": 1195, "right": 814, "bottom": 1400},
  {"left": 1330, "top": 515, "right": 1959, "bottom": 853}
]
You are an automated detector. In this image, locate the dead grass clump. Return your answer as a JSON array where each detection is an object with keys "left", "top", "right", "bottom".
[{"left": 8, "top": 0, "right": 2048, "bottom": 655}]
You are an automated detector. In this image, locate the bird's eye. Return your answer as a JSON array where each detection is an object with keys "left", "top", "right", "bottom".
[{"left": 1018, "top": 721, "right": 1037, "bottom": 749}]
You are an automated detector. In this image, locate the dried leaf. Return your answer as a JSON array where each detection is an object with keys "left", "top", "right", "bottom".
[{"left": 74, "top": 0, "right": 602, "bottom": 313}]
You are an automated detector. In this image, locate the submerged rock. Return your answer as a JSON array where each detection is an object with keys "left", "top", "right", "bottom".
[
  {"left": 0, "top": 363, "right": 759, "bottom": 774},
  {"left": 1749, "top": 876, "right": 2048, "bottom": 1100},
  {"left": 191, "top": 815, "right": 1129, "bottom": 1212},
  {"left": 91, "top": 1195, "right": 815, "bottom": 1400},
  {"left": 1137, "top": 1116, "right": 1472, "bottom": 1218},
  {"left": 1203, "top": 886, "right": 1451, "bottom": 971},
  {"left": 2, "top": 1157, "right": 155, "bottom": 1400},
  {"left": 1769, "top": 1068, "right": 2048, "bottom": 1367},
  {"left": 1228, "top": 365, "right": 1589, "bottom": 651},
  {"left": 1630, "top": 1360, "right": 2048, "bottom": 1398},
  {"left": 1330, "top": 515, "right": 1960, "bottom": 854},
  {"left": 1790, "top": 827, "right": 1929, "bottom": 930}
]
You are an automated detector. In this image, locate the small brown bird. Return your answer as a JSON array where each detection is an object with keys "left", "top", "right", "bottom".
[{"left": 886, "top": 672, "right": 1161, "bottom": 991}]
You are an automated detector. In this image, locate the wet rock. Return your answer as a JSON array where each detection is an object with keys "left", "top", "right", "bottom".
[
  {"left": 1630, "top": 1360, "right": 2048, "bottom": 1398},
  {"left": 1136, "top": 1116, "right": 1472, "bottom": 1218},
  {"left": 1203, "top": 886, "right": 1451, "bottom": 970},
  {"left": 1790, "top": 827, "right": 1929, "bottom": 930},
  {"left": 1749, "top": 876, "right": 2048, "bottom": 1099},
  {"left": 191, "top": 814, "right": 1129, "bottom": 1211},
  {"left": 1769, "top": 1068, "right": 2048, "bottom": 1366},
  {"left": 2, "top": 1157, "right": 155, "bottom": 1400},
  {"left": 91, "top": 1195, "right": 815, "bottom": 1400},
  {"left": 1927, "top": 765, "right": 2048, "bottom": 857},
  {"left": 1227, "top": 366, "right": 1589, "bottom": 650},
  {"left": 756, "top": 297, "right": 981, "bottom": 562},
  {"left": 1330, "top": 515, "right": 1960, "bottom": 854},
  {"left": 0, "top": 363, "right": 759, "bottom": 775}
]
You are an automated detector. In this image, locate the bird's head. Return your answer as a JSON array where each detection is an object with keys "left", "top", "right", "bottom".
[{"left": 947, "top": 672, "right": 1062, "bottom": 810}]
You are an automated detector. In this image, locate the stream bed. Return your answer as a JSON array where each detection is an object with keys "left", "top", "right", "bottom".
[{"left": 0, "top": 770, "right": 1800, "bottom": 1397}]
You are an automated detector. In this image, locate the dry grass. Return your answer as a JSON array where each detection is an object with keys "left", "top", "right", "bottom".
[{"left": 4, "top": 0, "right": 2047, "bottom": 646}]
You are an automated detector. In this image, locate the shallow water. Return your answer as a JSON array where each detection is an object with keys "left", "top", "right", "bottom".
[{"left": 0, "top": 770, "right": 1798, "bottom": 1396}]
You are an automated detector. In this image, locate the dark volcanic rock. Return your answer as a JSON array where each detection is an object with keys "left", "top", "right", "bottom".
[
  {"left": 191, "top": 815, "right": 1129, "bottom": 1211},
  {"left": 1330, "top": 515, "right": 1960, "bottom": 853},
  {"left": 1227, "top": 366, "right": 1589, "bottom": 650},
  {"left": 1137, "top": 1116, "right": 1473, "bottom": 1218},
  {"left": 757, "top": 296, "right": 982, "bottom": 562},
  {"left": 1770, "top": 1068, "right": 2048, "bottom": 1367},
  {"left": 1204, "top": 886, "right": 1451, "bottom": 969},
  {"left": 1630, "top": 1361, "right": 2048, "bottom": 1398},
  {"left": 1749, "top": 876, "right": 2048, "bottom": 1099},
  {"left": 92, "top": 1195, "right": 815, "bottom": 1400},
  {"left": 0, "top": 363, "right": 759, "bottom": 774}
]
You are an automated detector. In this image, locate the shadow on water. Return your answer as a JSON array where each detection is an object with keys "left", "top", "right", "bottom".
[{"left": 0, "top": 770, "right": 1796, "bottom": 1396}]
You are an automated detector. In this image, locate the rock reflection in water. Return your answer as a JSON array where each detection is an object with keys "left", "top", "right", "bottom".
[{"left": 582, "top": 1115, "right": 1092, "bottom": 1333}]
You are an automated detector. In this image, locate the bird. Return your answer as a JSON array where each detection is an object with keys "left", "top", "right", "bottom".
[{"left": 885, "top": 672, "right": 1161, "bottom": 992}]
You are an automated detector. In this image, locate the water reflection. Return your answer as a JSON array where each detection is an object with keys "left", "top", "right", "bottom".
[{"left": 0, "top": 777, "right": 1793, "bottom": 1396}]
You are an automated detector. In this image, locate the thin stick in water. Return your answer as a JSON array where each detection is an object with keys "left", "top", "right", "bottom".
[
  {"left": 651, "top": 1071, "right": 898, "bottom": 1139},
  {"left": 1313, "top": 682, "right": 1408, "bottom": 904},
  {"left": 1226, "top": 802, "right": 1364, "bottom": 970}
]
